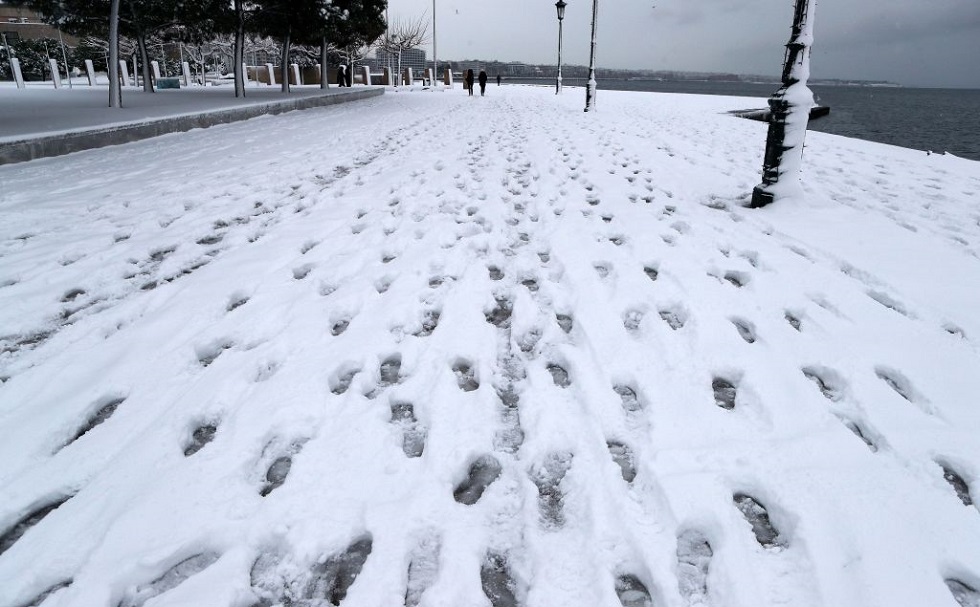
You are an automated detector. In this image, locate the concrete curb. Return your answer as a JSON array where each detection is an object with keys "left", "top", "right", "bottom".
[{"left": 0, "top": 88, "right": 384, "bottom": 166}]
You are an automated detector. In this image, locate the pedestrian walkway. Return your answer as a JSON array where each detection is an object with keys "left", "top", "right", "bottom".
[{"left": 0, "top": 85, "right": 383, "bottom": 165}]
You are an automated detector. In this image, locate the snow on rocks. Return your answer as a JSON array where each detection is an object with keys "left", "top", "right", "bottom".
[{"left": 1, "top": 85, "right": 979, "bottom": 607}]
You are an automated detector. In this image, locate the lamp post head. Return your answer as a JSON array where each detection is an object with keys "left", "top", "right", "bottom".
[{"left": 556, "top": 0, "right": 567, "bottom": 21}]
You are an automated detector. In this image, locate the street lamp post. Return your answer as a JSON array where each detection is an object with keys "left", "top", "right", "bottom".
[
  {"left": 583, "top": 0, "right": 598, "bottom": 111},
  {"left": 750, "top": 0, "right": 816, "bottom": 207},
  {"left": 432, "top": 0, "right": 437, "bottom": 86},
  {"left": 555, "top": 0, "right": 566, "bottom": 94}
]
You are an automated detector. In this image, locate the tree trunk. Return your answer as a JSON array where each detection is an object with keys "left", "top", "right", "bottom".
[
  {"left": 108, "top": 0, "right": 121, "bottom": 107},
  {"left": 280, "top": 32, "right": 290, "bottom": 93},
  {"left": 320, "top": 37, "right": 329, "bottom": 89},
  {"left": 233, "top": 0, "right": 245, "bottom": 98},
  {"left": 126, "top": 0, "right": 154, "bottom": 93},
  {"left": 136, "top": 32, "right": 154, "bottom": 93}
]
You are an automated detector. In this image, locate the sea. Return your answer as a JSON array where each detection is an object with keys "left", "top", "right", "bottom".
[{"left": 505, "top": 78, "right": 980, "bottom": 162}]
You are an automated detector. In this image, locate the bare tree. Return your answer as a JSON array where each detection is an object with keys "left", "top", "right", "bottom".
[
  {"left": 377, "top": 14, "right": 429, "bottom": 85},
  {"left": 109, "top": 0, "right": 121, "bottom": 106}
]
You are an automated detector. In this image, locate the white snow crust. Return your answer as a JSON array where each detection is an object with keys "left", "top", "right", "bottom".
[{"left": 1, "top": 85, "right": 979, "bottom": 607}]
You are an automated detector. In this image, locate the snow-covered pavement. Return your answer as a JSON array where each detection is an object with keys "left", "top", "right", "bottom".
[{"left": 1, "top": 85, "right": 979, "bottom": 607}]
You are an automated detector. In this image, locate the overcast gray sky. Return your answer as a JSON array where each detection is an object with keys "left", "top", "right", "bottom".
[{"left": 387, "top": 0, "right": 980, "bottom": 88}]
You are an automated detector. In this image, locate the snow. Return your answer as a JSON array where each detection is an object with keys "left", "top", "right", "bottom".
[
  {"left": 0, "top": 85, "right": 362, "bottom": 143},
  {"left": 1, "top": 84, "right": 979, "bottom": 607}
]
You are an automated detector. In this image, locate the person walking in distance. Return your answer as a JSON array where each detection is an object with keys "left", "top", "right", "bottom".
[
  {"left": 464, "top": 69, "right": 475, "bottom": 97},
  {"left": 478, "top": 70, "right": 488, "bottom": 96},
  {"left": 496, "top": 74, "right": 502, "bottom": 86}
]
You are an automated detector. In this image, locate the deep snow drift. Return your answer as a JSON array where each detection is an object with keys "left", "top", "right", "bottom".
[{"left": 1, "top": 85, "right": 979, "bottom": 607}]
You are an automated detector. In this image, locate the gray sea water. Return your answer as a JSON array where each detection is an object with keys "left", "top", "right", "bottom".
[{"left": 506, "top": 78, "right": 980, "bottom": 162}]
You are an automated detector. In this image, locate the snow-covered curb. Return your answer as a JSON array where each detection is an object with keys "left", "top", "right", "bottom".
[{"left": 0, "top": 88, "right": 383, "bottom": 165}]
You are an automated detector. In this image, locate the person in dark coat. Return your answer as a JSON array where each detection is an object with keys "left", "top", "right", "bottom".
[
  {"left": 345, "top": 65, "right": 352, "bottom": 87},
  {"left": 337, "top": 64, "right": 347, "bottom": 87},
  {"left": 478, "top": 70, "right": 488, "bottom": 96},
  {"left": 464, "top": 69, "right": 474, "bottom": 96},
  {"left": 496, "top": 74, "right": 502, "bottom": 86}
]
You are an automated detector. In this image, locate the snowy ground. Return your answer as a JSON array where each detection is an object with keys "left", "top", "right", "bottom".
[
  {"left": 0, "top": 84, "right": 370, "bottom": 142},
  {"left": 1, "top": 85, "right": 979, "bottom": 607}
]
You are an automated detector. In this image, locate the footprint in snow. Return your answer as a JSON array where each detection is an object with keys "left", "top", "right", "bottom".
[
  {"left": 226, "top": 292, "right": 249, "bottom": 312},
  {"left": 712, "top": 377, "right": 737, "bottom": 410},
  {"left": 733, "top": 493, "right": 783, "bottom": 548},
  {"left": 838, "top": 416, "right": 878, "bottom": 452},
  {"left": 486, "top": 297, "right": 513, "bottom": 329},
  {"left": 521, "top": 278, "right": 539, "bottom": 293},
  {"left": 303, "top": 535, "right": 373, "bottom": 604},
  {"left": 874, "top": 366, "right": 918, "bottom": 403},
  {"left": 677, "top": 529, "right": 713, "bottom": 605},
  {"left": 259, "top": 455, "right": 293, "bottom": 497},
  {"left": 414, "top": 310, "right": 441, "bottom": 337},
  {"left": 723, "top": 271, "right": 749, "bottom": 288},
  {"left": 531, "top": 452, "right": 573, "bottom": 528},
  {"left": 607, "top": 441, "right": 637, "bottom": 483},
  {"left": 19, "top": 580, "right": 72, "bottom": 607},
  {"left": 183, "top": 422, "right": 218, "bottom": 456},
  {"left": 365, "top": 355, "right": 401, "bottom": 399},
  {"left": 405, "top": 535, "right": 441, "bottom": 607},
  {"left": 518, "top": 328, "right": 542, "bottom": 354},
  {"left": 802, "top": 366, "right": 846, "bottom": 402},
  {"left": 731, "top": 318, "right": 757, "bottom": 343},
  {"left": 614, "top": 384, "right": 643, "bottom": 413},
  {"left": 391, "top": 402, "right": 426, "bottom": 458},
  {"left": 452, "top": 360, "right": 480, "bottom": 392},
  {"left": 556, "top": 313, "right": 574, "bottom": 334},
  {"left": 659, "top": 307, "right": 686, "bottom": 331},
  {"left": 58, "top": 394, "right": 126, "bottom": 451},
  {"left": 331, "top": 317, "right": 351, "bottom": 336},
  {"left": 481, "top": 552, "right": 521, "bottom": 607},
  {"left": 0, "top": 494, "right": 74, "bottom": 557},
  {"left": 197, "top": 339, "right": 234, "bottom": 368},
  {"left": 937, "top": 462, "right": 974, "bottom": 506},
  {"left": 643, "top": 266, "right": 659, "bottom": 281},
  {"left": 61, "top": 287, "right": 86, "bottom": 303},
  {"left": 453, "top": 455, "right": 503, "bottom": 505},
  {"left": 614, "top": 305, "right": 645, "bottom": 334},
  {"left": 615, "top": 574, "right": 654, "bottom": 607},
  {"left": 119, "top": 553, "right": 221, "bottom": 607},
  {"left": 946, "top": 578, "right": 980, "bottom": 607},
  {"left": 785, "top": 311, "right": 803, "bottom": 331},
  {"left": 548, "top": 364, "right": 571, "bottom": 388},
  {"left": 867, "top": 290, "right": 912, "bottom": 318}
]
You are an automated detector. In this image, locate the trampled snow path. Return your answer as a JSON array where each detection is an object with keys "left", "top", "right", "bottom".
[{"left": 1, "top": 85, "right": 979, "bottom": 607}]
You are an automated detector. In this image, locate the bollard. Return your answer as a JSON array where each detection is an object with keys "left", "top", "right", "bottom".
[
  {"left": 119, "top": 60, "right": 131, "bottom": 87},
  {"left": 84, "top": 59, "right": 97, "bottom": 86},
  {"left": 11, "top": 57, "right": 25, "bottom": 89},
  {"left": 361, "top": 65, "right": 371, "bottom": 86},
  {"left": 265, "top": 63, "right": 276, "bottom": 86},
  {"left": 444, "top": 68, "right": 453, "bottom": 87},
  {"left": 150, "top": 60, "right": 162, "bottom": 81},
  {"left": 49, "top": 58, "right": 62, "bottom": 88}
]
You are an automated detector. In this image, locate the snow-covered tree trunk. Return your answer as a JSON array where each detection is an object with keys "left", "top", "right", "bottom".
[
  {"left": 136, "top": 32, "right": 154, "bottom": 93},
  {"left": 108, "top": 0, "right": 121, "bottom": 107},
  {"left": 750, "top": 0, "right": 816, "bottom": 207},
  {"left": 320, "top": 37, "right": 329, "bottom": 89},
  {"left": 280, "top": 32, "right": 290, "bottom": 93},
  {"left": 234, "top": 1, "right": 246, "bottom": 98}
]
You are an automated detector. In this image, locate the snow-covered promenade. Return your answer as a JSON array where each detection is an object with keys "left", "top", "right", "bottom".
[{"left": 1, "top": 85, "right": 979, "bottom": 607}]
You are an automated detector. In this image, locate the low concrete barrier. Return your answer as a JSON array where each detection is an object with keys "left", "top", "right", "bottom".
[{"left": 0, "top": 88, "right": 384, "bottom": 165}]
